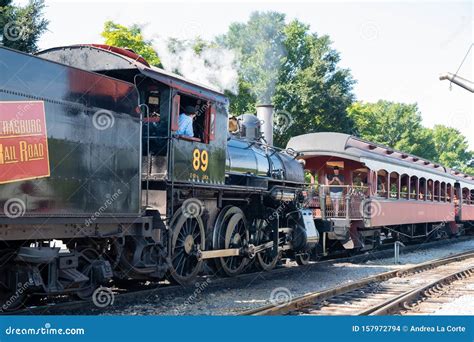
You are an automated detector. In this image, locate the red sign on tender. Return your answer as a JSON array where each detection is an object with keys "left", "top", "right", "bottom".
[{"left": 0, "top": 101, "right": 50, "bottom": 184}]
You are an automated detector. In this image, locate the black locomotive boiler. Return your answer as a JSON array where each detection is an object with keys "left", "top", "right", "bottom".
[{"left": 0, "top": 45, "right": 317, "bottom": 307}]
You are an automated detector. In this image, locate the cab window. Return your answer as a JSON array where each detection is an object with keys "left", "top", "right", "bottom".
[{"left": 171, "top": 92, "right": 215, "bottom": 144}]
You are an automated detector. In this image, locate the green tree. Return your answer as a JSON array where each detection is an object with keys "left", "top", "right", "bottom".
[
  {"left": 347, "top": 100, "right": 436, "bottom": 159},
  {"left": 0, "top": 0, "right": 48, "bottom": 53},
  {"left": 101, "top": 21, "right": 161, "bottom": 67},
  {"left": 430, "top": 125, "right": 473, "bottom": 173},
  {"left": 218, "top": 13, "right": 355, "bottom": 147},
  {"left": 273, "top": 20, "right": 355, "bottom": 146},
  {"left": 465, "top": 161, "right": 474, "bottom": 175},
  {"left": 218, "top": 11, "right": 286, "bottom": 106},
  {"left": 347, "top": 101, "right": 474, "bottom": 174}
]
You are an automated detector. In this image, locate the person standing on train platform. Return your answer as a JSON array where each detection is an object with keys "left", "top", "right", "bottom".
[{"left": 327, "top": 166, "right": 345, "bottom": 216}]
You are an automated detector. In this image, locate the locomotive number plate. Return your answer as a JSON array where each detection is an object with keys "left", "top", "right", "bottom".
[
  {"left": 192, "top": 148, "right": 209, "bottom": 172},
  {"left": 0, "top": 101, "right": 50, "bottom": 184}
]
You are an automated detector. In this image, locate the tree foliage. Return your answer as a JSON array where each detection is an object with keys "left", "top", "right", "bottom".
[
  {"left": 347, "top": 101, "right": 434, "bottom": 158},
  {"left": 430, "top": 125, "right": 473, "bottom": 173},
  {"left": 0, "top": 0, "right": 48, "bottom": 53},
  {"left": 218, "top": 12, "right": 355, "bottom": 147},
  {"left": 347, "top": 100, "right": 473, "bottom": 173},
  {"left": 272, "top": 20, "right": 355, "bottom": 146},
  {"left": 101, "top": 21, "right": 161, "bottom": 67},
  {"left": 218, "top": 12, "right": 286, "bottom": 105}
]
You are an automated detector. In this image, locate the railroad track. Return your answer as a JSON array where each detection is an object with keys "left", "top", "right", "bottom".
[
  {"left": 8, "top": 236, "right": 473, "bottom": 315},
  {"left": 243, "top": 249, "right": 474, "bottom": 316},
  {"left": 400, "top": 270, "right": 474, "bottom": 315}
]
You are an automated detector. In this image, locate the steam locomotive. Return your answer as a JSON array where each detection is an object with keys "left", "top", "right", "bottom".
[
  {"left": 1, "top": 44, "right": 472, "bottom": 311},
  {"left": 0, "top": 45, "right": 317, "bottom": 308}
]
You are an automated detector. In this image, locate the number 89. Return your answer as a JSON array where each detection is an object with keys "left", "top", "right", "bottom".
[{"left": 192, "top": 149, "right": 208, "bottom": 172}]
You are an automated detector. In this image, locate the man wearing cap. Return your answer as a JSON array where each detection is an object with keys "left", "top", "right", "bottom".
[{"left": 176, "top": 106, "right": 197, "bottom": 137}]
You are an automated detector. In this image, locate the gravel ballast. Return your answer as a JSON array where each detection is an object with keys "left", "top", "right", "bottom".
[{"left": 64, "top": 238, "right": 474, "bottom": 316}]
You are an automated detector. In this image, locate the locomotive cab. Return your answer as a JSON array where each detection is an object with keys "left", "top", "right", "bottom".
[
  {"left": 36, "top": 44, "right": 228, "bottom": 208},
  {"left": 127, "top": 72, "right": 230, "bottom": 224}
]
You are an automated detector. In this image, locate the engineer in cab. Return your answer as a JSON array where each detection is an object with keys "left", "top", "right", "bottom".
[{"left": 177, "top": 106, "right": 197, "bottom": 138}]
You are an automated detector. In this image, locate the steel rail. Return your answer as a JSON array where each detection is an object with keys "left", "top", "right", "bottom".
[
  {"left": 364, "top": 267, "right": 473, "bottom": 315},
  {"left": 242, "top": 249, "right": 474, "bottom": 316}
]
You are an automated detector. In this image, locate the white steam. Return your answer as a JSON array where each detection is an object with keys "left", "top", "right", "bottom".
[{"left": 153, "top": 38, "right": 239, "bottom": 94}]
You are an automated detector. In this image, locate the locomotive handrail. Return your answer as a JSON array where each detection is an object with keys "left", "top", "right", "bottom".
[
  {"left": 236, "top": 137, "right": 298, "bottom": 157},
  {"left": 318, "top": 185, "right": 369, "bottom": 194},
  {"left": 304, "top": 184, "right": 369, "bottom": 194}
]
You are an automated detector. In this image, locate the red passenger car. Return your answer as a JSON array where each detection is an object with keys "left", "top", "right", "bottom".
[{"left": 288, "top": 133, "right": 474, "bottom": 254}]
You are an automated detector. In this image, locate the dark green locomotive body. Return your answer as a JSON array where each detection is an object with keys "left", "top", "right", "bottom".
[{"left": 0, "top": 46, "right": 141, "bottom": 220}]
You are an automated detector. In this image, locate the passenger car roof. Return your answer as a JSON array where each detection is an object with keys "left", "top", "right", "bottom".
[{"left": 288, "top": 132, "right": 474, "bottom": 187}]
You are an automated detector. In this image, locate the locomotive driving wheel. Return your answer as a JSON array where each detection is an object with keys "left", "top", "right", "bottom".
[
  {"left": 215, "top": 206, "right": 250, "bottom": 277},
  {"left": 254, "top": 219, "right": 280, "bottom": 271},
  {"left": 168, "top": 208, "right": 205, "bottom": 285}
]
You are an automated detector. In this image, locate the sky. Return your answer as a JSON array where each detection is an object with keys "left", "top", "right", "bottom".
[{"left": 25, "top": 0, "right": 474, "bottom": 148}]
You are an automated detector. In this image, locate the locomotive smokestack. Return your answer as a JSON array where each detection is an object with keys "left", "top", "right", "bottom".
[{"left": 256, "top": 104, "right": 274, "bottom": 146}]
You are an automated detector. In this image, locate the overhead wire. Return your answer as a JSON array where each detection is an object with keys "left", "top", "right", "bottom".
[{"left": 450, "top": 43, "right": 473, "bottom": 90}]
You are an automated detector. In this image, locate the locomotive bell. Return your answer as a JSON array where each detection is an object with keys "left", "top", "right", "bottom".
[{"left": 256, "top": 104, "right": 274, "bottom": 146}]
